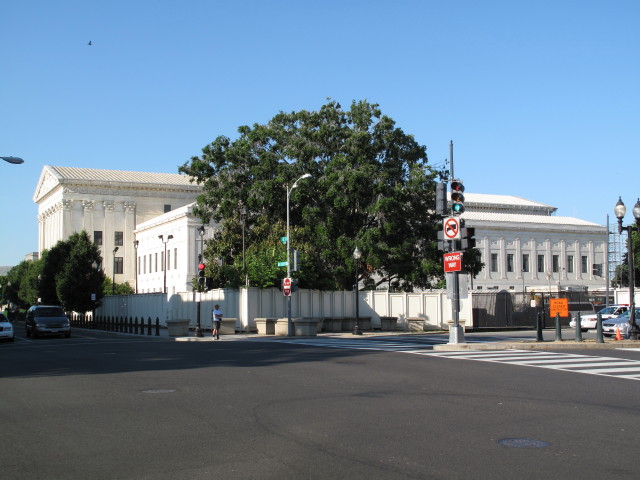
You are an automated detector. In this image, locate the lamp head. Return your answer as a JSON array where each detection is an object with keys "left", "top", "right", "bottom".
[
  {"left": 158, "top": 234, "right": 163, "bottom": 240},
  {"left": 168, "top": 235, "right": 174, "bottom": 240},
  {"left": 633, "top": 198, "right": 640, "bottom": 222},
  {"left": 353, "top": 246, "right": 362, "bottom": 260},
  {"left": 614, "top": 197, "right": 626, "bottom": 220},
  {"left": 113, "top": 247, "right": 119, "bottom": 254}
]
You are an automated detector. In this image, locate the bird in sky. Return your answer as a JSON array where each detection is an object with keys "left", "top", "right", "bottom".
[{"left": 88, "top": 41, "right": 92, "bottom": 46}]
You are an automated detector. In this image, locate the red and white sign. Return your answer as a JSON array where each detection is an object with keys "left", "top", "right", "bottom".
[
  {"left": 283, "top": 277, "right": 292, "bottom": 296},
  {"left": 443, "top": 217, "right": 461, "bottom": 240},
  {"left": 443, "top": 252, "right": 462, "bottom": 272}
]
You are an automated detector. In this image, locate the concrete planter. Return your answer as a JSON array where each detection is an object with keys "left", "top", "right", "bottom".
[
  {"left": 274, "top": 318, "right": 290, "bottom": 336},
  {"left": 219, "top": 318, "right": 237, "bottom": 335},
  {"left": 293, "top": 318, "right": 319, "bottom": 336},
  {"left": 255, "top": 318, "right": 276, "bottom": 335},
  {"left": 166, "top": 319, "right": 190, "bottom": 336},
  {"left": 380, "top": 316, "right": 398, "bottom": 331},
  {"left": 407, "top": 317, "right": 425, "bottom": 331},
  {"left": 322, "top": 317, "right": 343, "bottom": 332}
]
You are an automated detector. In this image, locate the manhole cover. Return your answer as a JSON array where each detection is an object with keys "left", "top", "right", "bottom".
[
  {"left": 497, "top": 438, "right": 551, "bottom": 448},
  {"left": 142, "top": 389, "right": 176, "bottom": 394}
]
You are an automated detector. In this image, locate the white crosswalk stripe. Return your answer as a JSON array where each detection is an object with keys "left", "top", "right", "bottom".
[
  {"left": 272, "top": 338, "right": 640, "bottom": 381},
  {"left": 426, "top": 349, "right": 640, "bottom": 381}
]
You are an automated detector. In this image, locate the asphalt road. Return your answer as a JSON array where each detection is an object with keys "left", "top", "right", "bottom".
[{"left": 2, "top": 329, "right": 640, "bottom": 480}]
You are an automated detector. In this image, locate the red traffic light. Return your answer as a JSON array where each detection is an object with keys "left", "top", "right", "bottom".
[
  {"left": 198, "top": 263, "right": 205, "bottom": 271},
  {"left": 451, "top": 181, "right": 464, "bottom": 193}
]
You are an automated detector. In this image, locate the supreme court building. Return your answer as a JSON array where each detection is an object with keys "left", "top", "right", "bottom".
[{"left": 32, "top": 166, "right": 609, "bottom": 294}]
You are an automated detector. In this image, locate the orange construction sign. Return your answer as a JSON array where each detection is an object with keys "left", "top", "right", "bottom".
[{"left": 549, "top": 298, "right": 569, "bottom": 317}]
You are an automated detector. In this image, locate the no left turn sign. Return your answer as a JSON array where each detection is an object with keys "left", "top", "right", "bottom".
[{"left": 443, "top": 217, "right": 461, "bottom": 240}]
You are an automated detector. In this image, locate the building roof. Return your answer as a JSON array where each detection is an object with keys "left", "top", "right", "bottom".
[
  {"left": 462, "top": 211, "right": 607, "bottom": 231},
  {"left": 47, "top": 166, "right": 196, "bottom": 186},
  {"left": 34, "top": 165, "right": 201, "bottom": 203},
  {"left": 463, "top": 193, "right": 555, "bottom": 210}
]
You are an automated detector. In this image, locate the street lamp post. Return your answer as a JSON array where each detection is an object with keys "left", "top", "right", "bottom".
[
  {"left": 353, "top": 246, "right": 362, "bottom": 335},
  {"left": 240, "top": 206, "right": 248, "bottom": 287},
  {"left": 112, "top": 247, "right": 119, "bottom": 295},
  {"left": 195, "top": 226, "right": 205, "bottom": 337},
  {"left": 614, "top": 197, "right": 640, "bottom": 340},
  {"left": 133, "top": 240, "right": 139, "bottom": 294},
  {"left": 286, "top": 173, "right": 311, "bottom": 337},
  {"left": 158, "top": 234, "right": 174, "bottom": 294}
]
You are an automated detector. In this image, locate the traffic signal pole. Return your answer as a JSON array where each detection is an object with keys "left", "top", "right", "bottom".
[{"left": 448, "top": 140, "right": 465, "bottom": 344}]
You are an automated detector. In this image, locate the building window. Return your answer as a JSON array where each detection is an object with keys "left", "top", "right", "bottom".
[
  {"left": 143, "top": 255, "right": 146, "bottom": 274},
  {"left": 522, "top": 254, "right": 529, "bottom": 273},
  {"left": 552, "top": 255, "right": 559, "bottom": 273},
  {"left": 114, "top": 231, "right": 123, "bottom": 246},
  {"left": 94, "top": 231, "right": 103, "bottom": 246},
  {"left": 160, "top": 252, "right": 164, "bottom": 272},
  {"left": 174, "top": 247, "right": 178, "bottom": 269},
  {"left": 149, "top": 254, "right": 153, "bottom": 272},
  {"left": 537, "top": 254, "right": 545, "bottom": 273},
  {"left": 581, "top": 256, "right": 588, "bottom": 274},
  {"left": 164, "top": 204, "right": 171, "bottom": 213},
  {"left": 491, "top": 253, "right": 498, "bottom": 272},
  {"left": 507, "top": 254, "right": 514, "bottom": 273},
  {"left": 155, "top": 253, "right": 158, "bottom": 272},
  {"left": 167, "top": 250, "right": 170, "bottom": 271},
  {"left": 567, "top": 255, "right": 574, "bottom": 273},
  {"left": 114, "top": 257, "right": 123, "bottom": 275}
]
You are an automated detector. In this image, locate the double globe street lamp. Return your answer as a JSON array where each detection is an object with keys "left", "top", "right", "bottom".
[{"left": 614, "top": 197, "right": 640, "bottom": 340}]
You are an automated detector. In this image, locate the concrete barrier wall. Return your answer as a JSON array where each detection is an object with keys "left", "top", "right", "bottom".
[{"left": 96, "top": 287, "right": 472, "bottom": 332}]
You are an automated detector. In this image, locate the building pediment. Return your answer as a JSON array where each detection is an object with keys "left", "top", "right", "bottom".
[{"left": 32, "top": 166, "right": 63, "bottom": 203}]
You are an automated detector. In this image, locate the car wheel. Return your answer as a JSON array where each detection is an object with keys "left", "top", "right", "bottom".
[
  {"left": 581, "top": 329, "right": 588, "bottom": 333},
  {"left": 65, "top": 333, "right": 71, "bottom": 338},
  {"left": 9, "top": 336, "right": 14, "bottom": 342}
]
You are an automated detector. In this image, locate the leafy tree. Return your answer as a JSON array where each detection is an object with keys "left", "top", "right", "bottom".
[
  {"left": 55, "top": 231, "right": 106, "bottom": 312},
  {"left": 180, "top": 100, "right": 471, "bottom": 291},
  {"left": 613, "top": 230, "right": 640, "bottom": 288}
]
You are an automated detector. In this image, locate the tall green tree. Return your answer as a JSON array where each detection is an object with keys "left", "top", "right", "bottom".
[
  {"left": 180, "top": 99, "right": 479, "bottom": 291},
  {"left": 55, "top": 231, "right": 106, "bottom": 312}
]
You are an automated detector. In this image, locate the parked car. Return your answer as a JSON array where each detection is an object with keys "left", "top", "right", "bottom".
[
  {"left": 25, "top": 305, "right": 71, "bottom": 338},
  {"left": 602, "top": 308, "right": 640, "bottom": 337},
  {"left": 569, "top": 304, "right": 629, "bottom": 332},
  {"left": 0, "top": 313, "right": 14, "bottom": 342}
]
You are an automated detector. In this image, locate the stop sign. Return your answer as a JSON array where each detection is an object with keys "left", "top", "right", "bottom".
[{"left": 283, "top": 277, "right": 292, "bottom": 296}]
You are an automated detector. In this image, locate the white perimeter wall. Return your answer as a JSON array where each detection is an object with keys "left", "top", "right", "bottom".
[{"left": 96, "top": 288, "right": 472, "bottom": 332}]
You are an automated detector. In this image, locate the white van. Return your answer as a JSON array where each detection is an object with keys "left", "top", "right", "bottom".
[{"left": 569, "top": 304, "right": 629, "bottom": 332}]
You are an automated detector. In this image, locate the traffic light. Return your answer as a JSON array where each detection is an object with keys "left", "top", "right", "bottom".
[
  {"left": 450, "top": 180, "right": 465, "bottom": 215},
  {"left": 461, "top": 226, "right": 476, "bottom": 250},
  {"left": 435, "top": 182, "right": 448, "bottom": 216},
  {"left": 198, "top": 262, "right": 206, "bottom": 286}
]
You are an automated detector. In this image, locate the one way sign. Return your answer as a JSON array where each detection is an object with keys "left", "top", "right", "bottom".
[{"left": 443, "top": 251, "right": 462, "bottom": 272}]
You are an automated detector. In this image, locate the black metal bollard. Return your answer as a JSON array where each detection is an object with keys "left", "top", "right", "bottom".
[
  {"left": 575, "top": 312, "right": 583, "bottom": 342},
  {"left": 536, "top": 312, "right": 544, "bottom": 342},
  {"left": 555, "top": 313, "right": 563, "bottom": 341},
  {"left": 596, "top": 312, "right": 604, "bottom": 343},
  {"left": 155, "top": 317, "right": 160, "bottom": 336},
  {"left": 147, "top": 317, "right": 152, "bottom": 335},
  {"left": 134, "top": 317, "right": 138, "bottom": 335},
  {"left": 128, "top": 317, "right": 133, "bottom": 334}
]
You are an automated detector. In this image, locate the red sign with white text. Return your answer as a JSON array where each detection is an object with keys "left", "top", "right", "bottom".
[{"left": 443, "top": 252, "right": 462, "bottom": 272}]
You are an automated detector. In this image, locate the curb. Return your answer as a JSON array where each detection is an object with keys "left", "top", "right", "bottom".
[{"left": 433, "top": 340, "right": 640, "bottom": 351}]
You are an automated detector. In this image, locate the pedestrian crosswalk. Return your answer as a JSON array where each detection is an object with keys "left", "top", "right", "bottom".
[
  {"left": 417, "top": 350, "right": 640, "bottom": 381},
  {"left": 271, "top": 337, "right": 640, "bottom": 381}
]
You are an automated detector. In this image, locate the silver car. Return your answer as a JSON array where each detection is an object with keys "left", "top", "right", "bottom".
[
  {"left": 602, "top": 308, "right": 640, "bottom": 337},
  {"left": 569, "top": 304, "right": 629, "bottom": 332},
  {"left": 0, "top": 313, "right": 14, "bottom": 342}
]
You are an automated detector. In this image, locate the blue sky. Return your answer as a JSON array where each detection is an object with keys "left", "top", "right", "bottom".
[{"left": 1, "top": 0, "right": 638, "bottom": 266}]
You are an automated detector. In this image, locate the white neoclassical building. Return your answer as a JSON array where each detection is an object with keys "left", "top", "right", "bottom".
[
  {"left": 459, "top": 193, "right": 608, "bottom": 293},
  {"left": 32, "top": 166, "right": 609, "bottom": 295},
  {"left": 33, "top": 166, "right": 211, "bottom": 294}
]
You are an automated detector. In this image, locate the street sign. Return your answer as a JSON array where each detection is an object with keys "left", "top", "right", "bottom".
[
  {"left": 283, "top": 277, "right": 292, "bottom": 296},
  {"left": 443, "top": 251, "right": 462, "bottom": 272},
  {"left": 549, "top": 298, "right": 569, "bottom": 317},
  {"left": 277, "top": 261, "right": 288, "bottom": 267},
  {"left": 443, "top": 217, "right": 461, "bottom": 240}
]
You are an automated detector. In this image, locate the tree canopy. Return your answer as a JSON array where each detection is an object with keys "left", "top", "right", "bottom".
[{"left": 180, "top": 99, "right": 480, "bottom": 291}]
